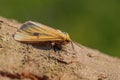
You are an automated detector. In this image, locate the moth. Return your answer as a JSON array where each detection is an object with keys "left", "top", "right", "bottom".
[{"left": 14, "top": 21, "right": 71, "bottom": 51}]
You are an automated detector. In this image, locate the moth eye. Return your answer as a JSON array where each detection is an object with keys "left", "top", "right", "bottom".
[
  {"left": 33, "top": 32, "right": 40, "bottom": 36},
  {"left": 66, "top": 40, "right": 70, "bottom": 43}
]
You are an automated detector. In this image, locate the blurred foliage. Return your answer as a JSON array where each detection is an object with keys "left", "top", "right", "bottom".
[{"left": 0, "top": 0, "right": 120, "bottom": 57}]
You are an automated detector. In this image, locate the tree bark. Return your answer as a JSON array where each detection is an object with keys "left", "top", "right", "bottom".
[{"left": 0, "top": 17, "right": 120, "bottom": 80}]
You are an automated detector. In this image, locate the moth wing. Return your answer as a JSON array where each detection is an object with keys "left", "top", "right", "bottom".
[{"left": 14, "top": 21, "right": 64, "bottom": 42}]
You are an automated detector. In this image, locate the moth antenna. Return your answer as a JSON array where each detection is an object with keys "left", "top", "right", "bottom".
[{"left": 70, "top": 41, "right": 75, "bottom": 52}]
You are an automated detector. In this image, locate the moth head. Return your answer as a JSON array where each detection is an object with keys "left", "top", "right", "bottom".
[{"left": 62, "top": 32, "right": 71, "bottom": 42}]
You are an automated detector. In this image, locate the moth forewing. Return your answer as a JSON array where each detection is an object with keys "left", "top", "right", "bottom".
[
  {"left": 27, "top": 21, "right": 64, "bottom": 37},
  {"left": 14, "top": 21, "right": 71, "bottom": 49}
]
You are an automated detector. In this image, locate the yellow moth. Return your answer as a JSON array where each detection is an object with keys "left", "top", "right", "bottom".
[{"left": 14, "top": 21, "right": 71, "bottom": 50}]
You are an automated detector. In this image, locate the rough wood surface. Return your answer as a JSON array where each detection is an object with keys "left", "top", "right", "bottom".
[{"left": 0, "top": 17, "right": 120, "bottom": 80}]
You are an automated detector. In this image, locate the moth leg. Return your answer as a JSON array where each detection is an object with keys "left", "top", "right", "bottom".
[{"left": 50, "top": 42, "right": 62, "bottom": 52}]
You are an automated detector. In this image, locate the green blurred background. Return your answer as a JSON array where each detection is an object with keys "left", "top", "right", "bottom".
[{"left": 0, "top": 0, "right": 120, "bottom": 57}]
